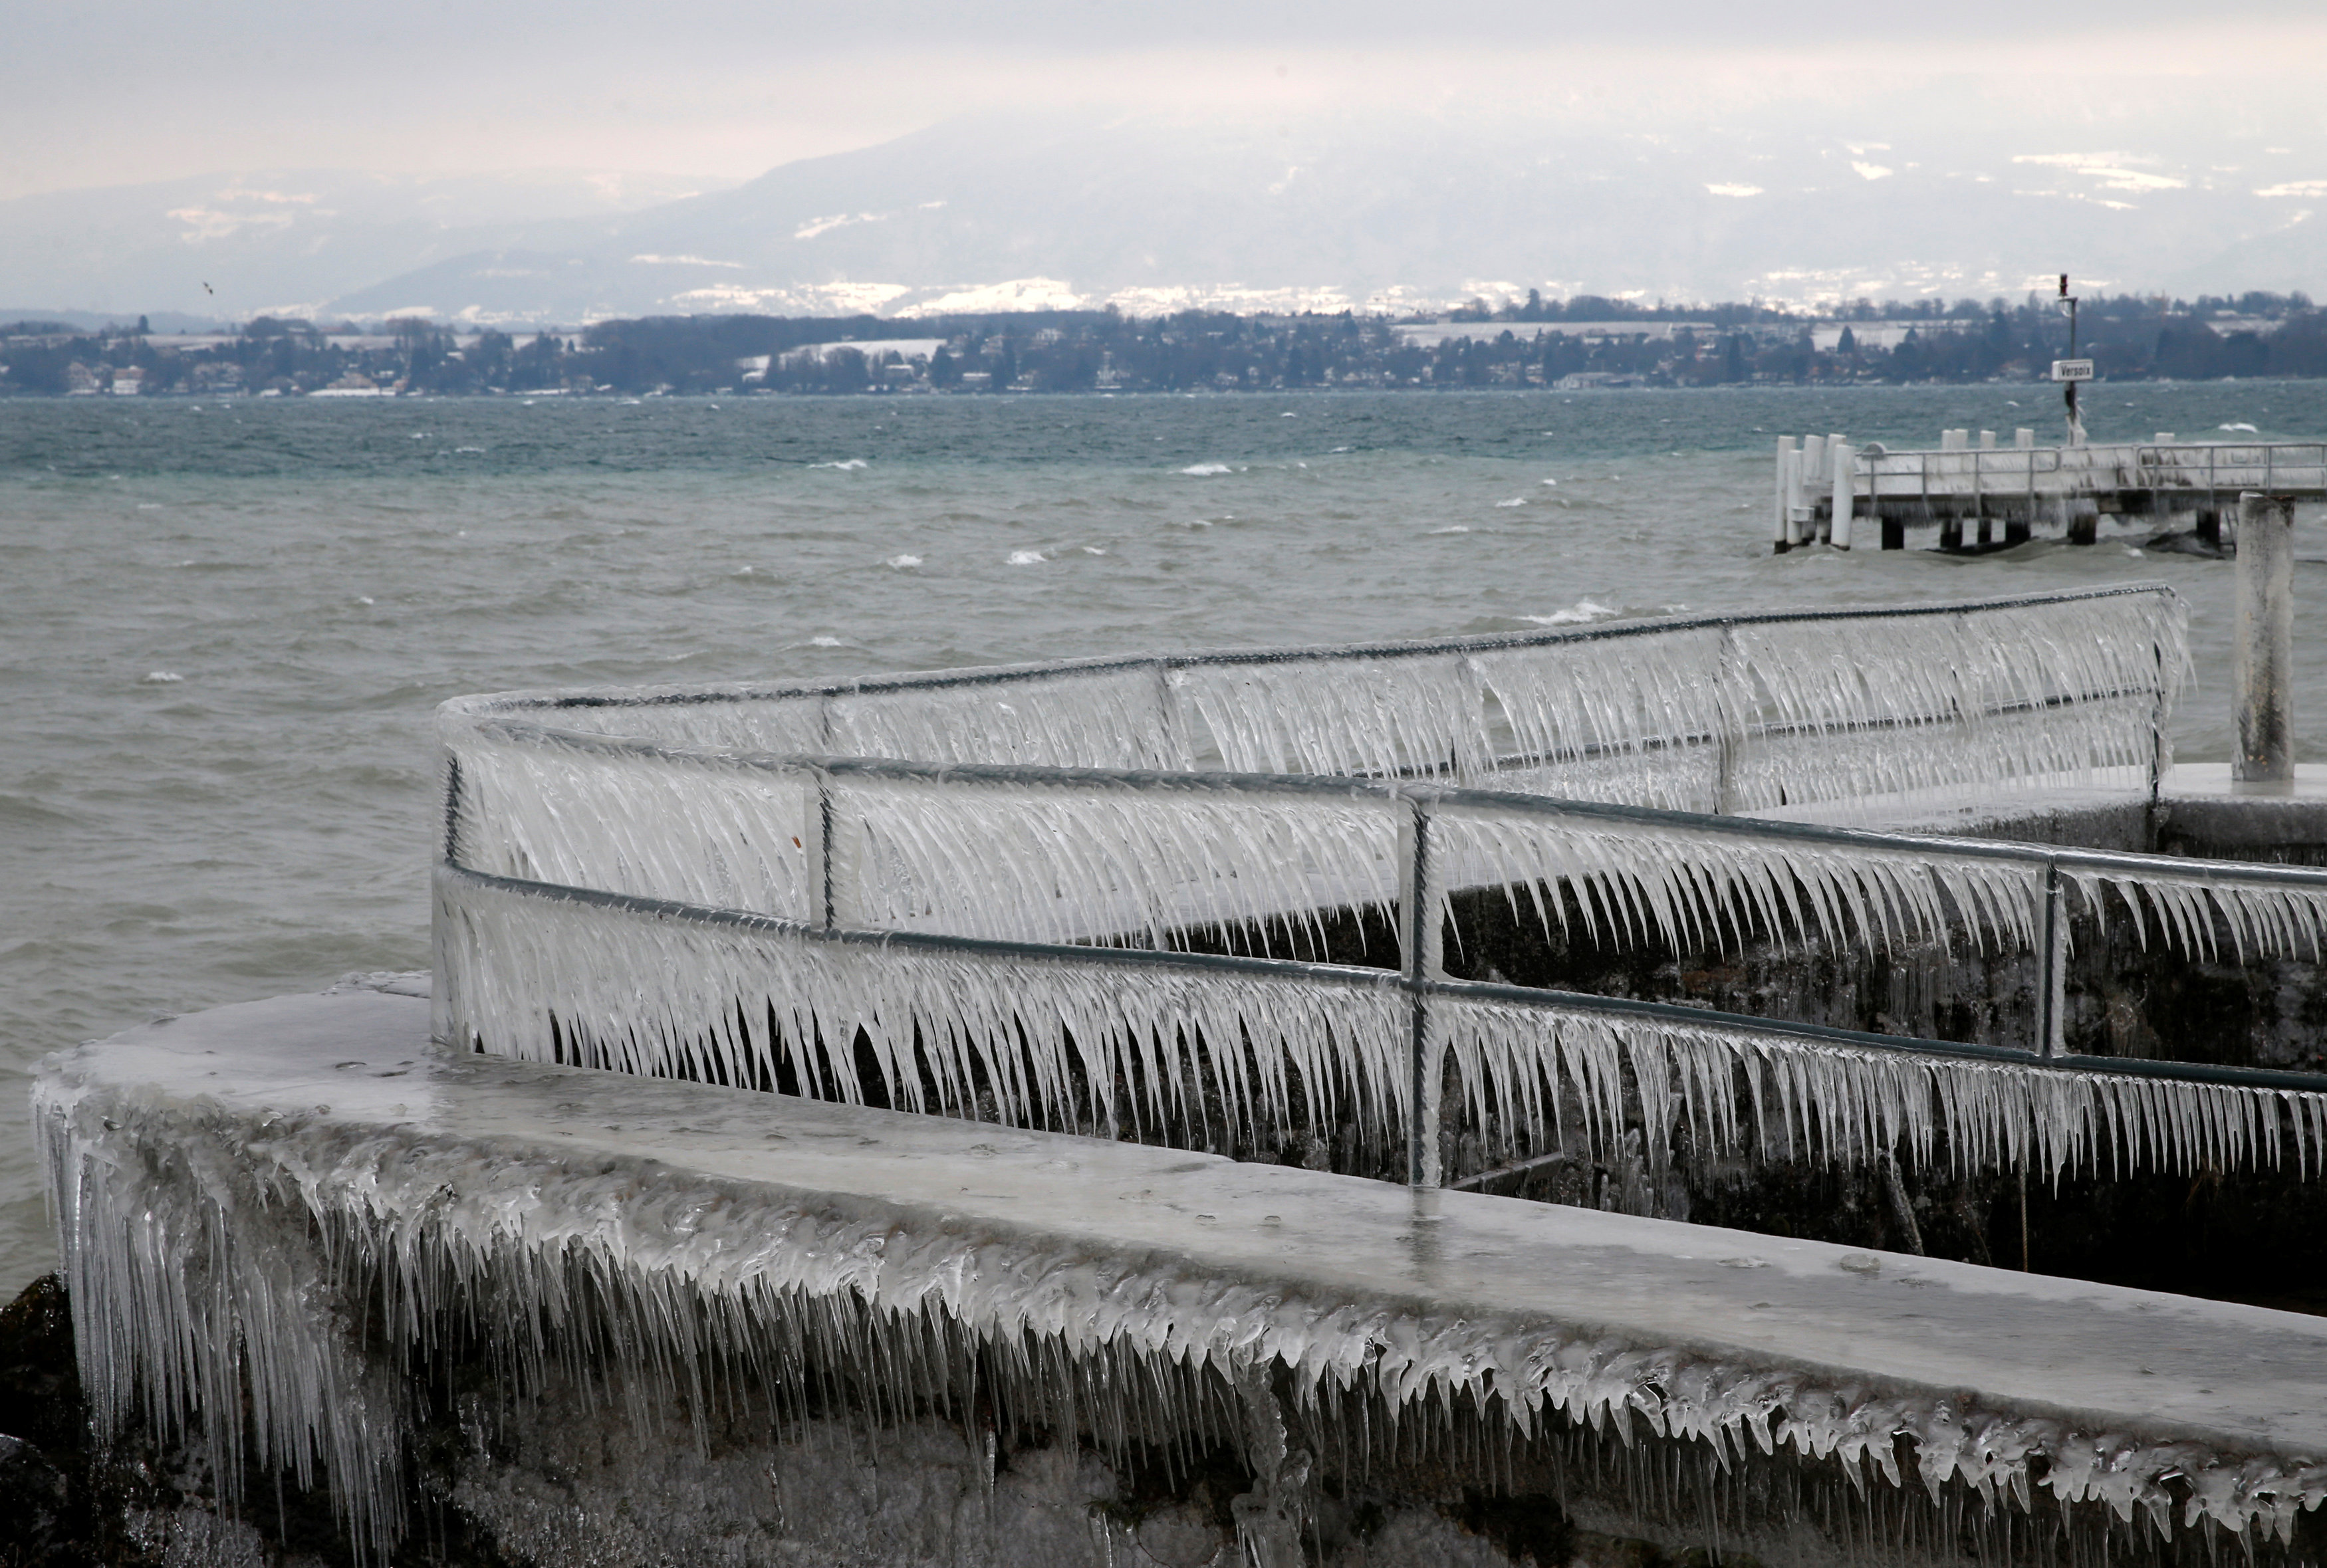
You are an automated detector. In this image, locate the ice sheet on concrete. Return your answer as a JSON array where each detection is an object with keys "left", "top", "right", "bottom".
[{"left": 39, "top": 991, "right": 2327, "bottom": 1550}]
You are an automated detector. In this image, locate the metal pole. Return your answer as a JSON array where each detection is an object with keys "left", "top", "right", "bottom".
[
  {"left": 1398, "top": 796, "right": 1445, "bottom": 1189},
  {"left": 1711, "top": 624, "right": 1743, "bottom": 815},
  {"left": 810, "top": 773, "right": 838, "bottom": 929},
  {"left": 2234, "top": 492, "right": 2296, "bottom": 785},
  {"left": 2038, "top": 862, "right": 2066, "bottom": 1058}
]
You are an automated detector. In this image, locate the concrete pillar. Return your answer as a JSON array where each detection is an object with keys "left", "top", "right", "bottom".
[
  {"left": 1773, "top": 437, "right": 1796, "bottom": 552},
  {"left": 2233, "top": 493, "right": 2296, "bottom": 784},
  {"left": 1802, "top": 435, "right": 1828, "bottom": 542},
  {"left": 1830, "top": 442, "right": 1856, "bottom": 550}
]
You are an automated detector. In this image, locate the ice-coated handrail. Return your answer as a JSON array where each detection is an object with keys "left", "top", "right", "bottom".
[
  {"left": 428, "top": 583, "right": 2327, "bottom": 1190},
  {"left": 433, "top": 861, "right": 2327, "bottom": 1191},
  {"left": 449, "top": 581, "right": 2177, "bottom": 711},
  {"left": 443, "top": 583, "right": 2187, "bottom": 815}
]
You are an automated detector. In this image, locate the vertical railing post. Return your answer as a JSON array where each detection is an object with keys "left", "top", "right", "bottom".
[
  {"left": 441, "top": 751, "right": 465, "bottom": 867},
  {"left": 1398, "top": 793, "right": 1444, "bottom": 1189},
  {"left": 1153, "top": 658, "right": 1189, "bottom": 769},
  {"left": 2234, "top": 492, "right": 2296, "bottom": 786},
  {"left": 2038, "top": 861, "right": 2066, "bottom": 1058},
  {"left": 433, "top": 748, "right": 465, "bottom": 1050},
  {"left": 1711, "top": 623, "right": 1743, "bottom": 815},
  {"left": 805, "top": 769, "right": 838, "bottom": 930},
  {"left": 2147, "top": 635, "right": 2169, "bottom": 806}
]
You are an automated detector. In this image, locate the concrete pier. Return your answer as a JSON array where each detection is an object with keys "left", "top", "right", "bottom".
[
  {"left": 2237, "top": 493, "right": 2297, "bottom": 784},
  {"left": 1771, "top": 435, "right": 2326, "bottom": 551},
  {"left": 34, "top": 988, "right": 2327, "bottom": 1565}
]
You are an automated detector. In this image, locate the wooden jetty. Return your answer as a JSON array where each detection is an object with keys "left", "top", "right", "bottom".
[{"left": 1772, "top": 429, "right": 2327, "bottom": 552}]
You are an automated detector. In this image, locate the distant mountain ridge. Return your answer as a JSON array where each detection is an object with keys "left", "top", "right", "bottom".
[
  {"left": 6, "top": 112, "right": 2323, "bottom": 322},
  {"left": 0, "top": 168, "right": 737, "bottom": 320}
]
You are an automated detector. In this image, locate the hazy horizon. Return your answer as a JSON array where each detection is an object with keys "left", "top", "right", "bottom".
[{"left": 7, "top": 3, "right": 2326, "bottom": 320}]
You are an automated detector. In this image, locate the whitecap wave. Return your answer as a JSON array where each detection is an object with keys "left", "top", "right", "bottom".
[
  {"left": 1007, "top": 549, "right": 1047, "bottom": 564},
  {"left": 1179, "top": 463, "right": 1232, "bottom": 476},
  {"left": 1523, "top": 599, "right": 1618, "bottom": 627},
  {"left": 1495, "top": 497, "right": 1527, "bottom": 508},
  {"left": 809, "top": 459, "right": 870, "bottom": 471},
  {"left": 1429, "top": 525, "right": 1472, "bottom": 535},
  {"left": 886, "top": 554, "right": 922, "bottom": 570},
  {"left": 140, "top": 671, "right": 184, "bottom": 684}
]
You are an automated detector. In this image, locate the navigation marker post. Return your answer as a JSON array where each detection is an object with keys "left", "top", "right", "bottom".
[{"left": 2054, "top": 274, "right": 2086, "bottom": 449}]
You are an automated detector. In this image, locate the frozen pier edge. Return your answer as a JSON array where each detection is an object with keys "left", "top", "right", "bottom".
[
  {"left": 38, "top": 990, "right": 2327, "bottom": 1563},
  {"left": 41, "top": 585, "right": 2327, "bottom": 1563}
]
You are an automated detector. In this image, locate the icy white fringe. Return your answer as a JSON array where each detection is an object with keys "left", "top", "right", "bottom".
[
  {"left": 37, "top": 1067, "right": 2327, "bottom": 1561},
  {"left": 436, "top": 871, "right": 2327, "bottom": 1182},
  {"left": 38, "top": 1085, "right": 408, "bottom": 1563},
  {"left": 448, "top": 713, "right": 2327, "bottom": 981},
  {"left": 477, "top": 589, "right": 2187, "bottom": 814}
]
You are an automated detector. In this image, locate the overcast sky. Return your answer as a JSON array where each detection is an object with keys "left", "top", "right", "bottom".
[{"left": 7, "top": 0, "right": 2325, "bottom": 201}]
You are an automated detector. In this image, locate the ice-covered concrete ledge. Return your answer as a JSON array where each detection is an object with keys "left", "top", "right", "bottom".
[
  {"left": 1753, "top": 762, "right": 2327, "bottom": 845},
  {"left": 37, "top": 991, "right": 2327, "bottom": 1552}
]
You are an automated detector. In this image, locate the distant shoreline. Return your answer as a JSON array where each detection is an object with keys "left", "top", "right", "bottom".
[{"left": 6, "top": 292, "right": 2322, "bottom": 397}]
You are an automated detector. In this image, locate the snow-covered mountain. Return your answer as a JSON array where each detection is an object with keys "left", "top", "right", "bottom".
[
  {"left": 0, "top": 169, "right": 735, "bottom": 320},
  {"left": 8, "top": 110, "right": 2322, "bottom": 323}
]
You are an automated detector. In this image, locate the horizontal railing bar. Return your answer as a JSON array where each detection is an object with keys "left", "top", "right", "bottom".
[
  {"left": 447, "top": 584, "right": 2175, "bottom": 717},
  {"left": 440, "top": 862, "right": 2327, "bottom": 1099},
  {"left": 461, "top": 712, "right": 2327, "bottom": 896},
  {"left": 442, "top": 862, "right": 1408, "bottom": 988}
]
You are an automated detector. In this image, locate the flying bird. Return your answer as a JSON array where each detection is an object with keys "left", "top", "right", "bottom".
[{"left": 201, "top": 282, "right": 213, "bottom": 294}]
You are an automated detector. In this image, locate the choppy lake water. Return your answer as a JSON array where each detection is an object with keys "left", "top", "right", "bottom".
[{"left": 9, "top": 382, "right": 2327, "bottom": 1292}]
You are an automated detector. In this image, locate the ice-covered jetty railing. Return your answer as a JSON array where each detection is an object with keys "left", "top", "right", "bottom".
[
  {"left": 431, "top": 584, "right": 2327, "bottom": 1189},
  {"left": 465, "top": 584, "right": 2188, "bottom": 813}
]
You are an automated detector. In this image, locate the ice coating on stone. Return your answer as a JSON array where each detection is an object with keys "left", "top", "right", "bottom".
[
  {"left": 37, "top": 994, "right": 2327, "bottom": 1562},
  {"left": 435, "top": 867, "right": 2327, "bottom": 1182}
]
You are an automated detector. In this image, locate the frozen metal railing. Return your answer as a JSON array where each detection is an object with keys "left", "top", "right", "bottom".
[
  {"left": 451, "top": 584, "right": 2187, "bottom": 818},
  {"left": 432, "top": 843, "right": 2327, "bottom": 1193},
  {"left": 435, "top": 752, "right": 2327, "bottom": 1191}
]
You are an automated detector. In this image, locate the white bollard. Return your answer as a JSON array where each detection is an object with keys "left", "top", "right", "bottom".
[
  {"left": 2233, "top": 492, "right": 2295, "bottom": 784},
  {"left": 1831, "top": 442, "right": 1856, "bottom": 550},
  {"left": 1941, "top": 429, "right": 1966, "bottom": 451},
  {"left": 1979, "top": 429, "right": 1997, "bottom": 449},
  {"left": 2015, "top": 428, "right": 2035, "bottom": 449}
]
